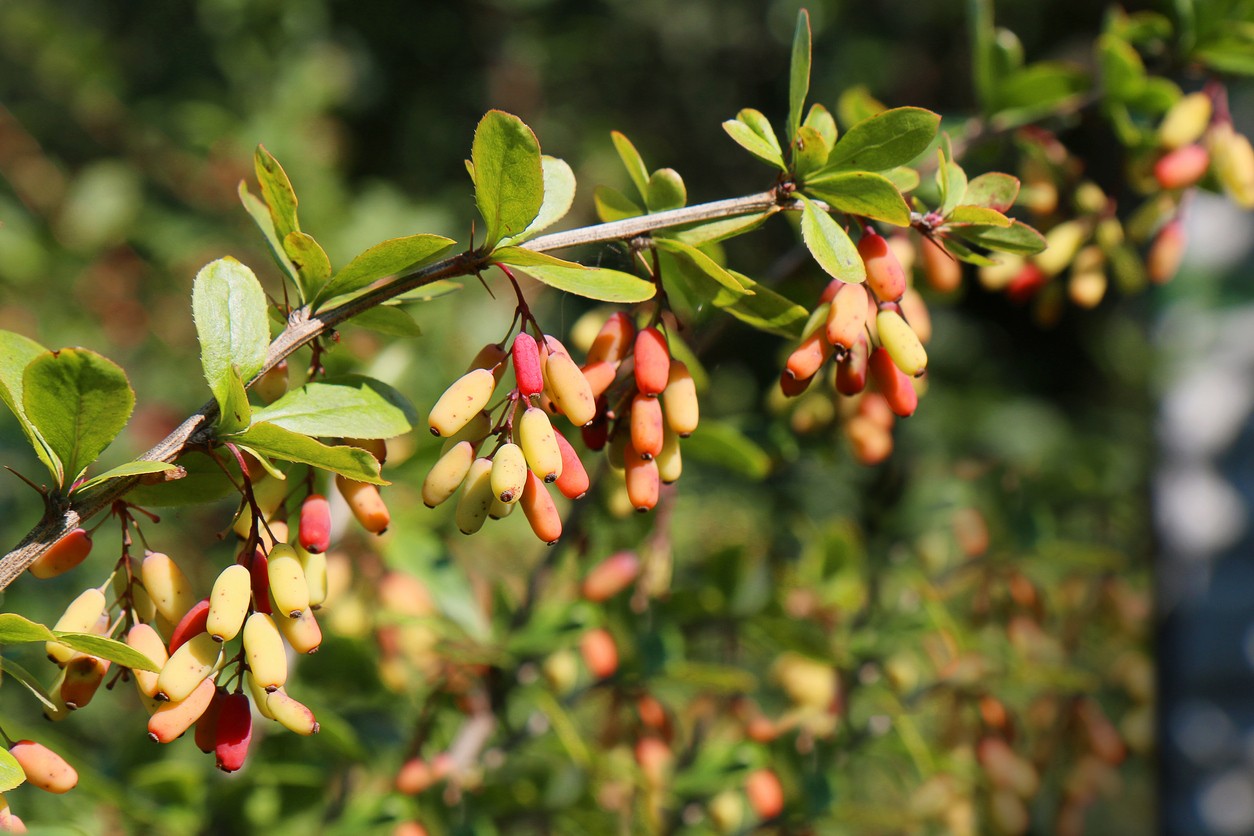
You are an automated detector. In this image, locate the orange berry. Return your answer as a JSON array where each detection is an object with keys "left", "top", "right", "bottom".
[
  {"left": 1154, "top": 143, "right": 1210, "bottom": 190},
  {"left": 580, "top": 627, "right": 618, "bottom": 679},
  {"left": 520, "top": 471, "right": 562, "bottom": 545},
  {"left": 633, "top": 327, "right": 670, "bottom": 396},
  {"left": 858, "top": 229, "right": 907, "bottom": 301},
  {"left": 745, "top": 768, "right": 784, "bottom": 820},
  {"left": 335, "top": 476, "right": 390, "bottom": 534},
  {"left": 28, "top": 528, "right": 92, "bottom": 580},
  {"left": 581, "top": 551, "right": 641, "bottom": 602},
  {"left": 920, "top": 236, "right": 962, "bottom": 293}
]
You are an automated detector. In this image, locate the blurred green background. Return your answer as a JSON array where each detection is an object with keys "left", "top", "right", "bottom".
[{"left": 1, "top": 0, "right": 1234, "bottom": 833}]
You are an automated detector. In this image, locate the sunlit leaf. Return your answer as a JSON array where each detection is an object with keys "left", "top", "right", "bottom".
[
  {"left": 315, "top": 234, "right": 456, "bottom": 307},
  {"left": 824, "top": 107, "right": 940, "bottom": 172},
  {"left": 472, "top": 110, "right": 544, "bottom": 246},
  {"left": 23, "top": 348, "right": 134, "bottom": 487},
  {"left": 227, "top": 423, "right": 386, "bottom": 484},
  {"left": 0, "top": 330, "right": 60, "bottom": 484},
  {"left": 250, "top": 375, "right": 417, "bottom": 440},
  {"left": 192, "top": 257, "right": 269, "bottom": 433},
  {"left": 797, "top": 195, "right": 865, "bottom": 283}
]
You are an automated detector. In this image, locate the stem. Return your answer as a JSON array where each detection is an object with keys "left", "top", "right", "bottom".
[{"left": 0, "top": 189, "right": 800, "bottom": 591}]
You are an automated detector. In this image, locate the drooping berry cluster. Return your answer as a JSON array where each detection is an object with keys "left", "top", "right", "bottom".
[
  {"left": 576, "top": 315, "right": 699, "bottom": 513},
  {"left": 28, "top": 439, "right": 402, "bottom": 779},
  {"left": 780, "top": 227, "right": 931, "bottom": 464},
  {"left": 423, "top": 332, "right": 593, "bottom": 543},
  {"left": 422, "top": 303, "right": 703, "bottom": 540}
]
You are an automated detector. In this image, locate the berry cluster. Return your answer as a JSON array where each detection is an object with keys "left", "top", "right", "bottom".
[
  {"left": 423, "top": 333, "right": 591, "bottom": 543},
  {"left": 422, "top": 302, "right": 701, "bottom": 540},
  {"left": 780, "top": 227, "right": 931, "bottom": 465},
  {"left": 27, "top": 440, "right": 398, "bottom": 781},
  {"left": 579, "top": 315, "right": 699, "bottom": 513}
]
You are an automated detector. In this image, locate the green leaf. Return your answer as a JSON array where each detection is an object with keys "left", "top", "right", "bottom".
[
  {"left": 797, "top": 195, "right": 865, "bottom": 283},
  {"left": 738, "top": 108, "right": 784, "bottom": 155},
  {"left": 666, "top": 213, "right": 771, "bottom": 247},
  {"left": 490, "top": 246, "right": 579, "bottom": 269},
  {"left": 993, "top": 26, "right": 1026, "bottom": 78},
  {"left": 611, "top": 131, "right": 651, "bottom": 203},
  {"left": 963, "top": 172, "right": 1020, "bottom": 212},
  {"left": 937, "top": 151, "right": 968, "bottom": 216},
  {"left": 1098, "top": 34, "right": 1145, "bottom": 101},
  {"left": 939, "top": 235, "right": 1000, "bottom": 266},
  {"left": 216, "top": 366, "right": 251, "bottom": 435},
  {"left": 883, "top": 167, "right": 921, "bottom": 193},
  {"left": 395, "top": 279, "right": 464, "bottom": 303},
  {"left": 76, "top": 460, "right": 179, "bottom": 493},
  {"left": 0, "top": 750, "right": 23, "bottom": 794},
  {"left": 53, "top": 632, "right": 161, "bottom": 672},
  {"left": 254, "top": 145, "right": 300, "bottom": 242},
  {"left": 656, "top": 239, "right": 753, "bottom": 304},
  {"left": 1127, "top": 76, "right": 1182, "bottom": 115},
  {"left": 645, "top": 168, "right": 687, "bottom": 213},
  {"left": 0, "top": 655, "right": 58, "bottom": 713},
  {"left": 348, "top": 305, "right": 423, "bottom": 337},
  {"left": 471, "top": 110, "right": 544, "bottom": 246},
  {"left": 227, "top": 423, "right": 385, "bottom": 484},
  {"left": 970, "top": 0, "right": 997, "bottom": 111},
  {"left": 792, "top": 126, "right": 830, "bottom": 178},
  {"left": 803, "top": 103, "right": 838, "bottom": 150},
  {"left": 501, "top": 156, "right": 577, "bottom": 245},
  {"left": 824, "top": 107, "right": 940, "bottom": 172},
  {"left": 251, "top": 375, "right": 417, "bottom": 440},
  {"left": 837, "top": 86, "right": 886, "bottom": 129},
  {"left": 0, "top": 615, "right": 158, "bottom": 677},
  {"left": 123, "top": 452, "right": 237, "bottom": 507},
  {"left": 23, "top": 348, "right": 134, "bottom": 487},
  {"left": 722, "top": 120, "right": 787, "bottom": 170},
  {"left": 0, "top": 614, "right": 57, "bottom": 644},
  {"left": 946, "top": 205, "right": 1013, "bottom": 227},
  {"left": 1195, "top": 41, "right": 1254, "bottom": 75},
  {"left": 996, "top": 63, "right": 1088, "bottom": 118},
  {"left": 593, "top": 185, "right": 644, "bottom": 222},
  {"left": 0, "top": 330, "right": 60, "bottom": 484},
  {"left": 512, "top": 263, "right": 656, "bottom": 304},
  {"left": 192, "top": 257, "right": 270, "bottom": 430},
  {"left": 803, "top": 171, "right": 911, "bottom": 227},
  {"left": 315, "top": 234, "right": 456, "bottom": 307},
  {"left": 787, "top": 8, "right": 812, "bottom": 146},
  {"left": 951, "top": 220, "right": 1047, "bottom": 256},
  {"left": 722, "top": 270, "right": 810, "bottom": 338},
  {"left": 238, "top": 182, "right": 299, "bottom": 286},
  {"left": 283, "top": 231, "right": 332, "bottom": 302},
  {"left": 683, "top": 422, "right": 771, "bottom": 480}
]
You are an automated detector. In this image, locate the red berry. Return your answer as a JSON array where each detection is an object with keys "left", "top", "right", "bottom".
[
  {"left": 214, "top": 692, "right": 253, "bottom": 773},
  {"left": 298, "top": 493, "right": 332, "bottom": 554},
  {"left": 512, "top": 332, "right": 544, "bottom": 398}
]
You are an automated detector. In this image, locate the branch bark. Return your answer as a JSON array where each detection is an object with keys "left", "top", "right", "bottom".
[{"left": 0, "top": 189, "right": 796, "bottom": 590}]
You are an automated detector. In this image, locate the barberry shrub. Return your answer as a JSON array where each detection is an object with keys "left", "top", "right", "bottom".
[{"left": 0, "top": 3, "right": 1247, "bottom": 832}]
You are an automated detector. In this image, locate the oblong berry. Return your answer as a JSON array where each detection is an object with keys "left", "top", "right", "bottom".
[
  {"left": 28, "top": 528, "right": 92, "bottom": 580},
  {"left": 512, "top": 332, "right": 544, "bottom": 398},
  {"left": 297, "top": 494, "right": 332, "bottom": 554},
  {"left": 858, "top": 230, "right": 907, "bottom": 301},
  {"left": 868, "top": 347, "right": 918, "bottom": 418},
  {"left": 553, "top": 430, "right": 590, "bottom": 500},
  {"left": 633, "top": 327, "right": 670, "bottom": 397}
]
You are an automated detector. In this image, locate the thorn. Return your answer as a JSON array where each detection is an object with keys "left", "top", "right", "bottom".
[{"left": 5, "top": 467, "right": 47, "bottom": 496}]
